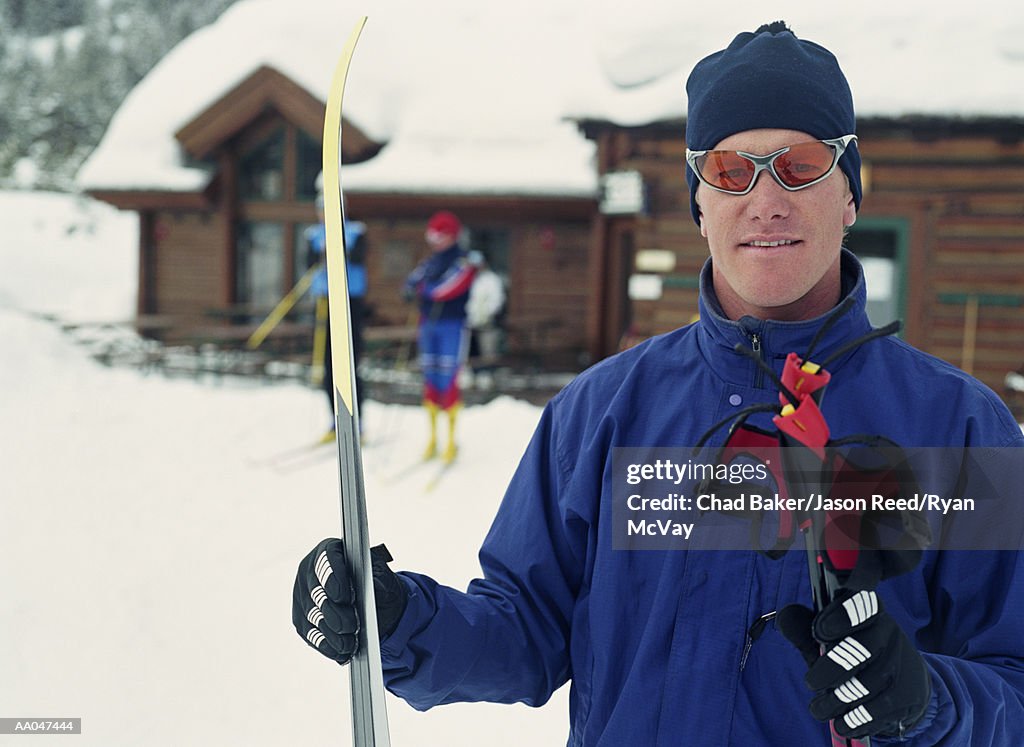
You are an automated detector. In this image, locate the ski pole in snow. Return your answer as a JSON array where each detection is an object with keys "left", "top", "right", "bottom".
[
  {"left": 321, "top": 17, "right": 391, "bottom": 747},
  {"left": 311, "top": 295, "right": 329, "bottom": 387},
  {"left": 245, "top": 261, "right": 322, "bottom": 350}
]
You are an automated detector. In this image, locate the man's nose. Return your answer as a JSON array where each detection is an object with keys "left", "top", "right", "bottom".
[{"left": 744, "top": 169, "right": 792, "bottom": 221}]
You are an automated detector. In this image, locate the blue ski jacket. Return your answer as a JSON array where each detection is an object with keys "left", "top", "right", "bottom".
[
  {"left": 306, "top": 221, "right": 368, "bottom": 299},
  {"left": 381, "top": 251, "right": 1024, "bottom": 745},
  {"left": 403, "top": 244, "right": 476, "bottom": 322}
]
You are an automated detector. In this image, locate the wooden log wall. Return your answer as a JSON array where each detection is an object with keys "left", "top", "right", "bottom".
[
  {"left": 354, "top": 209, "right": 593, "bottom": 363},
  {"left": 592, "top": 124, "right": 709, "bottom": 344},
  {"left": 151, "top": 210, "right": 227, "bottom": 330},
  {"left": 858, "top": 124, "right": 1024, "bottom": 403}
]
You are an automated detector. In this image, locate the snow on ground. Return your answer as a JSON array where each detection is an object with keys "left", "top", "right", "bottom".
[{"left": 0, "top": 191, "right": 567, "bottom": 745}]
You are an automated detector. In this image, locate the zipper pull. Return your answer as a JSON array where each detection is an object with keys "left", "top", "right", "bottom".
[
  {"left": 750, "top": 332, "right": 765, "bottom": 389},
  {"left": 739, "top": 610, "right": 777, "bottom": 672}
]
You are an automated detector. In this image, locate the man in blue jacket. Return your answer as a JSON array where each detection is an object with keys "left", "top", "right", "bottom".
[{"left": 293, "top": 22, "right": 1024, "bottom": 744}]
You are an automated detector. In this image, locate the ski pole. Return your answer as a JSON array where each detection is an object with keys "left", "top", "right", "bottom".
[
  {"left": 773, "top": 358, "right": 871, "bottom": 747},
  {"left": 392, "top": 304, "right": 421, "bottom": 372},
  {"left": 787, "top": 446, "right": 870, "bottom": 747},
  {"left": 246, "top": 262, "right": 322, "bottom": 350},
  {"left": 311, "top": 296, "right": 329, "bottom": 386}
]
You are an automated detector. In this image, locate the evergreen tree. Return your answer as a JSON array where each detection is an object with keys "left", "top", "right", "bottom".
[
  {"left": 2, "top": 0, "right": 86, "bottom": 35},
  {"left": 0, "top": 0, "right": 239, "bottom": 189}
]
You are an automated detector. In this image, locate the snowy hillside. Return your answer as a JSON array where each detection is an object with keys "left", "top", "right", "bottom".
[{"left": 0, "top": 190, "right": 567, "bottom": 745}]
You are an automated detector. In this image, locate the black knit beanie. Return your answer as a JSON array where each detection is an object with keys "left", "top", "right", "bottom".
[{"left": 685, "top": 22, "right": 861, "bottom": 225}]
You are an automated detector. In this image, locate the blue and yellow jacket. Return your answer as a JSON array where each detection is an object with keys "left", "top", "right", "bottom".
[{"left": 305, "top": 221, "right": 367, "bottom": 299}]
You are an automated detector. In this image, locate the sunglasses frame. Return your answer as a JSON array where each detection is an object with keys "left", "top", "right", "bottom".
[{"left": 686, "top": 134, "right": 858, "bottom": 195}]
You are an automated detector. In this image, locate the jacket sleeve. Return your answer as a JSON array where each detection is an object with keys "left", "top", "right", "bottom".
[
  {"left": 428, "top": 263, "right": 476, "bottom": 303},
  {"left": 877, "top": 550, "right": 1024, "bottom": 746},
  {"left": 883, "top": 423, "right": 1024, "bottom": 746},
  {"left": 379, "top": 400, "right": 588, "bottom": 709},
  {"left": 403, "top": 262, "right": 425, "bottom": 299}
]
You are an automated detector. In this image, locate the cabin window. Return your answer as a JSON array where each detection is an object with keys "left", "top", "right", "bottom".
[
  {"left": 296, "top": 130, "right": 322, "bottom": 201},
  {"left": 239, "top": 128, "right": 285, "bottom": 201},
  {"left": 467, "top": 227, "right": 511, "bottom": 278},
  {"left": 846, "top": 223, "right": 906, "bottom": 327},
  {"left": 236, "top": 221, "right": 285, "bottom": 307},
  {"left": 379, "top": 239, "right": 414, "bottom": 281}
]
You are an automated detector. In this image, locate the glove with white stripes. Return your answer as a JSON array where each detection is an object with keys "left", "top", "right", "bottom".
[
  {"left": 776, "top": 589, "right": 931, "bottom": 739},
  {"left": 292, "top": 539, "right": 408, "bottom": 665}
]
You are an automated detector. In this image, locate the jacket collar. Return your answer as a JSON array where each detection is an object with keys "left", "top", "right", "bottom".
[
  {"left": 424, "top": 242, "right": 463, "bottom": 275},
  {"left": 696, "top": 249, "right": 874, "bottom": 385}
]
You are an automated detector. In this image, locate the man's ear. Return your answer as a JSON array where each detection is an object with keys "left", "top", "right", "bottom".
[
  {"left": 843, "top": 192, "right": 857, "bottom": 229},
  {"left": 699, "top": 213, "right": 707, "bottom": 238}
]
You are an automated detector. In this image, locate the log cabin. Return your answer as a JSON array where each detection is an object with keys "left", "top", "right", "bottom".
[
  {"left": 78, "top": 3, "right": 1024, "bottom": 415},
  {"left": 86, "top": 64, "right": 596, "bottom": 368}
]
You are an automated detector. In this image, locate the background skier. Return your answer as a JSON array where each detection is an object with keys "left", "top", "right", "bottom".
[
  {"left": 402, "top": 210, "right": 476, "bottom": 463},
  {"left": 305, "top": 194, "right": 369, "bottom": 438}
]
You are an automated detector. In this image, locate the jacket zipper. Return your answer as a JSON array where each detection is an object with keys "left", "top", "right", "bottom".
[
  {"left": 750, "top": 333, "right": 764, "bottom": 389},
  {"left": 739, "top": 610, "right": 777, "bottom": 672}
]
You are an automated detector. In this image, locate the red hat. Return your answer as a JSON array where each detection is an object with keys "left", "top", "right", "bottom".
[{"left": 426, "top": 211, "right": 461, "bottom": 238}]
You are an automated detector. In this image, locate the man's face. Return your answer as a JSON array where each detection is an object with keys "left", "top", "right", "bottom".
[
  {"left": 426, "top": 230, "right": 457, "bottom": 252},
  {"left": 695, "top": 128, "right": 857, "bottom": 321}
]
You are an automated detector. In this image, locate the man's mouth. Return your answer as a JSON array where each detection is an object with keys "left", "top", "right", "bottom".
[{"left": 744, "top": 239, "right": 798, "bottom": 248}]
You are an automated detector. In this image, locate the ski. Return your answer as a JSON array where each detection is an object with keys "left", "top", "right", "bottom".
[
  {"left": 271, "top": 438, "right": 336, "bottom": 473},
  {"left": 382, "top": 458, "right": 432, "bottom": 485},
  {"left": 321, "top": 17, "right": 391, "bottom": 747},
  {"left": 249, "top": 432, "right": 334, "bottom": 470},
  {"left": 424, "top": 459, "right": 456, "bottom": 492}
]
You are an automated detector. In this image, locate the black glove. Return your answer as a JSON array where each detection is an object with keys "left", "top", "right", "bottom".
[
  {"left": 776, "top": 589, "right": 931, "bottom": 739},
  {"left": 292, "top": 539, "right": 408, "bottom": 665}
]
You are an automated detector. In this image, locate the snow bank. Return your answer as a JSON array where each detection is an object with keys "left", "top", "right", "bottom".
[{"left": 0, "top": 189, "right": 565, "bottom": 745}]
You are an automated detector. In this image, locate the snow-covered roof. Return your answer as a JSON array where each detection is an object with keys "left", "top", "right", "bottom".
[
  {"left": 574, "top": 0, "right": 1024, "bottom": 127},
  {"left": 77, "top": 0, "right": 1024, "bottom": 197},
  {"left": 76, "top": 0, "right": 606, "bottom": 197}
]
